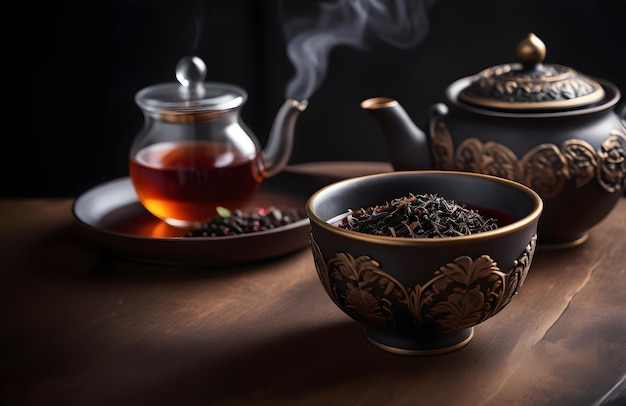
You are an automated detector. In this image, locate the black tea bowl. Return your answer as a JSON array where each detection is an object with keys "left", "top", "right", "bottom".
[{"left": 305, "top": 170, "right": 543, "bottom": 355}]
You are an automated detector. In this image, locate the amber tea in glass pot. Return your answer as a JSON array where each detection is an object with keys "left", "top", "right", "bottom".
[
  {"left": 129, "top": 140, "right": 263, "bottom": 227},
  {"left": 129, "top": 56, "right": 307, "bottom": 229}
]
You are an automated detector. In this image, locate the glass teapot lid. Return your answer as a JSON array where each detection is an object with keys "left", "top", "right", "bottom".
[
  {"left": 458, "top": 33, "right": 605, "bottom": 112},
  {"left": 135, "top": 55, "right": 247, "bottom": 119}
]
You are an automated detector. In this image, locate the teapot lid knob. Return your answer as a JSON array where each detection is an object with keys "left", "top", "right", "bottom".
[
  {"left": 176, "top": 55, "right": 207, "bottom": 99},
  {"left": 515, "top": 33, "right": 546, "bottom": 67}
]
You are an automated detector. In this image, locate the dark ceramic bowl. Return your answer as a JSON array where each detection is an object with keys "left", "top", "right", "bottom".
[{"left": 305, "top": 170, "right": 543, "bottom": 355}]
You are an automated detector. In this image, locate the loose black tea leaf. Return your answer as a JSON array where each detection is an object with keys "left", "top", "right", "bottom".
[
  {"left": 185, "top": 206, "right": 305, "bottom": 237},
  {"left": 338, "top": 193, "right": 498, "bottom": 238}
]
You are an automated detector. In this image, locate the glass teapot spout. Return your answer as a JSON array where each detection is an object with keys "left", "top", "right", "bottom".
[{"left": 262, "top": 99, "right": 309, "bottom": 178}]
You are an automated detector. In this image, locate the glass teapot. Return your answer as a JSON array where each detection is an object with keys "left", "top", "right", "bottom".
[{"left": 129, "top": 56, "right": 308, "bottom": 228}]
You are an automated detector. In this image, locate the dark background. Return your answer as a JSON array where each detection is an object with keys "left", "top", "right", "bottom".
[{"left": 8, "top": 0, "right": 626, "bottom": 197}]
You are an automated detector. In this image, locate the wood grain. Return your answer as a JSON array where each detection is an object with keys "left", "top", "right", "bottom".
[{"left": 1, "top": 171, "right": 624, "bottom": 406}]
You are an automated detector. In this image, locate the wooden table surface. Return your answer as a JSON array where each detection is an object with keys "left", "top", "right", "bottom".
[{"left": 1, "top": 162, "right": 625, "bottom": 406}]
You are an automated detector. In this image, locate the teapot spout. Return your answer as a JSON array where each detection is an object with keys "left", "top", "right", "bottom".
[
  {"left": 361, "top": 97, "right": 432, "bottom": 170},
  {"left": 262, "top": 99, "right": 309, "bottom": 178}
]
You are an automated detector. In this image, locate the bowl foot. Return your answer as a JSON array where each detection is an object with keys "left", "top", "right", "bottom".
[{"left": 365, "top": 327, "right": 474, "bottom": 356}]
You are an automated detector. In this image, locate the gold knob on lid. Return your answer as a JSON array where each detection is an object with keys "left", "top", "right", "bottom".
[{"left": 515, "top": 33, "right": 546, "bottom": 65}]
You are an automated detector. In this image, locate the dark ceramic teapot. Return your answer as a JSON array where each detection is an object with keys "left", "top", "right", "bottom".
[{"left": 362, "top": 33, "right": 626, "bottom": 248}]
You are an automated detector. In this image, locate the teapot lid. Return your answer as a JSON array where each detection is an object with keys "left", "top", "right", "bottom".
[
  {"left": 458, "top": 33, "right": 605, "bottom": 112},
  {"left": 135, "top": 55, "right": 247, "bottom": 118}
]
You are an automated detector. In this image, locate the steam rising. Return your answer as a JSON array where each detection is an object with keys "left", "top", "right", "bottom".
[
  {"left": 192, "top": 1, "right": 204, "bottom": 51},
  {"left": 282, "top": 0, "right": 436, "bottom": 101}
]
